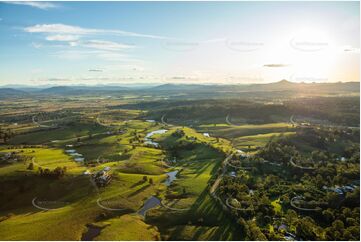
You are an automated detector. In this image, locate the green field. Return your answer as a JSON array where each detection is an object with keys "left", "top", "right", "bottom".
[{"left": 0, "top": 92, "right": 358, "bottom": 241}]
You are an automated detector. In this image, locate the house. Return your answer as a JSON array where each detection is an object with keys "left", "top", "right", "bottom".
[
  {"left": 74, "top": 157, "right": 84, "bottom": 162},
  {"left": 229, "top": 171, "right": 237, "bottom": 177},
  {"left": 92, "top": 168, "right": 112, "bottom": 187},
  {"left": 342, "top": 186, "right": 355, "bottom": 192},
  {"left": 284, "top": 232, "right": 297, "bottom": 241},
  {"left": 278, "top": 224, "right": 288, "bottom": 232},
  {"left": 0, "top": 152, "right": 12, "bottom": 161},
  {"left": 83, "top": 170, "right": 91, "bottom": 175},
  {"left": 333, "top": 188, "right": 344, "bottom": 195},
  {"left": 237, "top": 150, "right": 249, "bottom": 158}
]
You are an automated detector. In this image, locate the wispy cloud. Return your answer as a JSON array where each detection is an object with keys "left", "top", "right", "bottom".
[
  {"left": 4, "top": 1, "right": 59, "bottom": 10},
  {"left": 25, "top": 23, "right": 144, "bottom": 62},
  {"left": 82, "top": 40, "right": 134, "bottom": 51},
  {"left": 24, "top": 23, "right": 167, "bottom": 39},
  {"left": 52, "top": 49, "right": 135, "bottom": 62},
  {"left": 46, "top": 34, "right": 80, "bottom": 41}
]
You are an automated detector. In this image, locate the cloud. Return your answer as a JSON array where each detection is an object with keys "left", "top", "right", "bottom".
[
  {"left": 24, "top": 23, "right": 157, "bottom": 64},
  {"left": 5, "top": 1, "right": 59, "bottom": 10},
  {"left": 52, "top": 49, "right": 132, "bottom": 61},
  {"left": 24, "top": 23, "right": 167, "bottom": 39},
  {"left": 25, "top": 24, "right": 94, "bottom": 35},
  {"left": 82, "top": 40, "right": 134, "bottom": 51},
  {"left": 263, "top": 64, "right": 290, "bottom": 68},
  {"left": 46, "top": 34, "right": 80, "bottom": 41}
]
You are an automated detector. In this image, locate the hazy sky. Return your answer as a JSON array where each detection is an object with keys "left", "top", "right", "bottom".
[{"left": 0, "top": 1, "right": 359, "bottom": 85}]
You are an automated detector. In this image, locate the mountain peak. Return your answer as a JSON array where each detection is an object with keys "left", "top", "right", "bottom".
[{"left": 275, "top": 79, "right": 294, "bottom": 85}]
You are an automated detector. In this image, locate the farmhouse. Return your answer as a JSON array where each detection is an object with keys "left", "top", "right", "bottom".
[{"left": 92, "top": 167, "right": 112, "bottom": 187}]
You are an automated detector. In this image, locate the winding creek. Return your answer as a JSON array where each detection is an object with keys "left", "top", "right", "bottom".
[
  {"left": 82, "top": 129, "right": 179, "bottom": 240},
  {"left": 137, "top": 130, "right": 180, "bottom": 217},
  {"left": 144, "top": 129, "right": 168, "bottom": 147},
  {"left": 137, "top": 129, "right": 179, "bottom": 217},
  {"left": 137, "top": 170, "right": 179, "bottom": 217}
]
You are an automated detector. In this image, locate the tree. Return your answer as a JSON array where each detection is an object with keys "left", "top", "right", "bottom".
[
  {"left": 322, "top": 209, "right": 335, "bottom": 224},
  {"left": 248, "top": 220, "right": 267, "bottom": 240},
  {"left": 149, "top": 178, "right": 153, "bottom": 185},
  {"left": 295, "top": 217, "right": 320, "bottom": 240},
  {"left": 27, "top": 162, "right": 34, "bottom": 170},
  {"left": 237, "top": 217, "right": 250, "bottom": 239}
]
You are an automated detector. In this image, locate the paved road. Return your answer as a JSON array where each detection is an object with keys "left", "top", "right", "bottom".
[
  {"left": 289, "top": 115, "right": 296, "bottom": 126},
  {"left": 225, "top": 114, "right": 239, "bottom": 126},
  {"left": 289, "top": 157, "right": 315, "bottom": 170},
  {"left": 161, "top": 114, "right": 172, "bottom": 126},
  {"left": 32, "top": 115, "right": 57, "bottom": 128},
  {"left": 210, "top": 154, "right": 233, "bottom": 194}
]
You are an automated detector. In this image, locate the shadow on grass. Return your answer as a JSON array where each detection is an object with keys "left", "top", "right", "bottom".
[
  {"left": 130, "top": 179, "right": 146, "bottom": 188},
  {"left": 127, "top": 184, "right": 151, "bottom": 198}
]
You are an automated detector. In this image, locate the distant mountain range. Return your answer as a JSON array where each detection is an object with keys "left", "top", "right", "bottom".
[
  {"left": 148, "top": 80, "right": 360, "bottom": 93},
  {"left": 0, "top": 88, "right": 27, "bottom": 98},
  {"left": 0, "top": 80, "right": 359, "bottom": 97}
]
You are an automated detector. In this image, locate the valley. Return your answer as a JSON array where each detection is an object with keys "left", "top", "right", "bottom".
[{"left": 0, "top": 82, "right": 359, "bottom": 240}]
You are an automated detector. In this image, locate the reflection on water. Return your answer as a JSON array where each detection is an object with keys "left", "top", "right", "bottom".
[
  {"left": 137, "top": 196, "right": 161, "bottom": 217},
  {"left": 144, "top": 129, "right": 168, "bottom": 147},
  {"left": 164, "top": 170, "right": 178, "bottom": 186},
  {"left": 81, "top": 225, "right": 103, "bottom": 241}
]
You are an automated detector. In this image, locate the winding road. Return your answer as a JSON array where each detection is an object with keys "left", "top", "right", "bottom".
[
  {"left": 160, "top": 114, "right": 172, "bottom": 126},
  {"left": 210, "top": 154, "right": 233, "bottom": 195},
  {"left": 225, "top": 114, "right": 238, "bottom": 126},
  {"left": 290, "top": 196, "right": 323, "bottom": 212},
  {"left": 32, "top": 115, "right": 57, "bottom": 128},
  {"left": 289, "top": 157, "right": 315, "bottom": 170}
]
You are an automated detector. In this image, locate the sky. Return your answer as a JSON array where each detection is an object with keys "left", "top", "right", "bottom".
[{"left": 0, "top": 1, "right": 359, "bottom": 86}]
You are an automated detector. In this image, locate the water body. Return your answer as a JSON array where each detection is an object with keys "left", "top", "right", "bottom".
[
  {"left": 81, "top": 225, "right": 103, "bottom": 241},
  {"left": 144, "top": 129, "right": 168, "bottom": 147},
  {"left": 137, "top": 196, "right": 161, "bottom": 217},
  {"left": 164, "top": 170, "right": 178, "bottom": 186},
  {"left": 137, "top": 170, "right": 178, "bottom": 217}
]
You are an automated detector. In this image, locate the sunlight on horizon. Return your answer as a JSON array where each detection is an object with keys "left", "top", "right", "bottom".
[{"left": 0, "top": 1, "right": 359, "bottom": 86}]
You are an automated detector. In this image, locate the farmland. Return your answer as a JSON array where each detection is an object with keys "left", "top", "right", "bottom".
[{"left": 0, "top": 82, "right": 359, "bottom": 240}]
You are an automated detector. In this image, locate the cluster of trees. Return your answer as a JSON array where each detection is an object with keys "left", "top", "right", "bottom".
[
  {"left": 0, "top": 127, "right": 14, "bottom": 143},
  {"left": 36, "top": 166, "right": 67, "bottom": 179},
  {"left": 285, "top": 96, "right": 360, "bottom": 127},
  {"left": 217, "top": 126, "right": 359, "bottom": 240}
]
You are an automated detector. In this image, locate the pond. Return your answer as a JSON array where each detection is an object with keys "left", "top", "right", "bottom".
[
  {"left": 137, "top": 196, "right": 161, "bottom": 217},
  {"left": 81, "top": 224, "right": 103, "bottom": 241},
  {"left": 144, "top": 129, "right": 168, "bottom": 147},
  {"left": 164, "top": 170, "right": 178, "bottom": 186}
]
